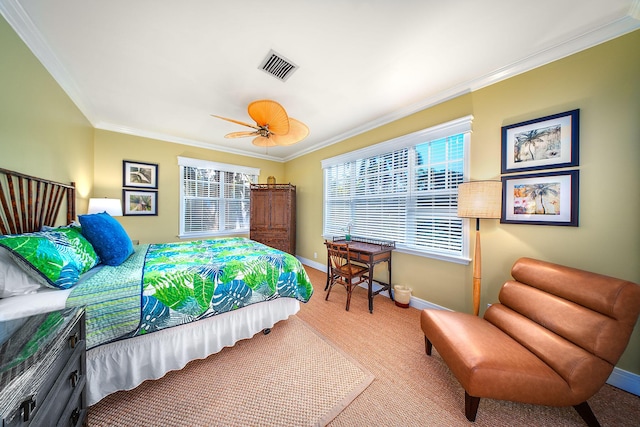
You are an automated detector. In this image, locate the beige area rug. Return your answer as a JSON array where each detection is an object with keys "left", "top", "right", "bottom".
[
  {"left": 88, "top": 316, "right": 373, "bottom": 427},
  {"left": 298, "top": 266, "right": 640, "bottom": 426}
]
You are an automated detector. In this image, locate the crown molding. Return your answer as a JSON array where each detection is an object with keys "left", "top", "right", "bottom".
[{"left": 96, "top": 122, "right": 285, "bottom": 162}]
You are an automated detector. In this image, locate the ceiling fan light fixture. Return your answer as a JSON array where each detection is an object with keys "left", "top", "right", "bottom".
[
  {"left": 252, "top": 136, "right": 278, "bottom": 147},
  {"left": 212, "top": 99, "right": 308, "bottom": 147}
]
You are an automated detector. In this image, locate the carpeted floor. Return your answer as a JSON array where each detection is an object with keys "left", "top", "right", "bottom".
[
  {"left": 88, "top": 315, "right": 373, "bottom": 427},
  {"left": 298, "top": 266, "right": 640, "bottom": 426},
  {"left": 88, "top": 265, "right": 640, "bottom": 426}
]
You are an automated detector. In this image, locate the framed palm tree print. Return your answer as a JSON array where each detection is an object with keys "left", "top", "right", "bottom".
[
  {"left": 501, "top": 170, "right": 579, "bottom": 226},
  {"left": 123, "top": 160, "right": 158, "bottom": 189},
  {"left": 123, "top": 189, "right": 158, "bottom": 216},
  {"left": 501, "top": 109, "right": 579, "bottom": 174}
]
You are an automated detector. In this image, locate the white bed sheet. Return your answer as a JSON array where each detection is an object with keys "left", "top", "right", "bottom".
[
  {"left": 0, "top": 288, "right": 72, "bottom": 321},
  {"left": 0, "top": 264, "right": 103, "bottom": 321},
  {"left": 86, "top": 297, "right": 301, "bottom": 406}
]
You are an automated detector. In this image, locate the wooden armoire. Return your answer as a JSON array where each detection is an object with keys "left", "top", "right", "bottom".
[{"left": 250, "top": 183, "right": 296, "bottom": 254}]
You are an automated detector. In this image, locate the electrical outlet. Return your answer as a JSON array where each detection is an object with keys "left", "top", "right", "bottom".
[{"left": 314, "top": 252, "right": 317, "bottom": 259}]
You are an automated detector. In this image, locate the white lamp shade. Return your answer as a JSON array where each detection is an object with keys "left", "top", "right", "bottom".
[
  {"left": 457, "top": 181, "right": 502, "bottom": 219},
  {"left": 87, "top": 198, "right": 123, "bottom": 216}
]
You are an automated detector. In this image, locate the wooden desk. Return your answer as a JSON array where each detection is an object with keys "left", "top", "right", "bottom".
[{"left": 325, "top": 236, "right": 395, "bottom": 313}]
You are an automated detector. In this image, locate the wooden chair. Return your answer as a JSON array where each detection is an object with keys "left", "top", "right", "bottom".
[{"left": 325, "top": 241, "right": 369, "bottom": 311}]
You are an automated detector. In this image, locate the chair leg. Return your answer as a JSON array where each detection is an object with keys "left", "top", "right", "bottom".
[
  {"left": 573, "top": 401, "right": 601, "bottom": 427},
  {"left": 345, "top": 285, "right": 352, "bottom": 311},
  {"left": 465, "top": 392, "right": 480, "bottom": 422},
  {"left": 424, "top": 336, "right": 433, "bottom": 355},
  {"left": 325, "top": 273, "right": 337, "bottom": 291},
  {"left": 325, "top": 279, "right": 334, "bottom": 301}
]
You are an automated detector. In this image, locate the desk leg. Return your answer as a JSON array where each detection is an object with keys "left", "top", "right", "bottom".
[
  {"left": 388, "top": 254, "right": 394, "bottom": 300},
  {"left": 368, "top": 268, "right": 374, "bottom": 313}
]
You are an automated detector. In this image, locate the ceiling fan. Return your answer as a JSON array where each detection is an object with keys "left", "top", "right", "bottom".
[{"left": 211, "top": 100, "right": 309, "bottom": 147}]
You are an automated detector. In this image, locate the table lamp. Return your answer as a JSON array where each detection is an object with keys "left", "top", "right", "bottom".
[
  {"left": 87, "top": 198, "right": 123, "bottom": 216},
  {"left": 457, "top": 181, "right": 502, "bottom": 316}
]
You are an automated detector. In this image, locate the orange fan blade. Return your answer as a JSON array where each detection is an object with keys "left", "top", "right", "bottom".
[
  {"left": 270, "top": 118, "right": 309, "bottom": 146},
  {"left": 252, "top": 136, "right": 278, "bottom": 147},
  {"left": 225, "top": 131, "right": 259, "bottom": 139},
  {"left": 211, "top": 114, "right": 260, "bottom": 130},
  {"left": 247, "top": 100, "right": 289, "bottom": 135}
]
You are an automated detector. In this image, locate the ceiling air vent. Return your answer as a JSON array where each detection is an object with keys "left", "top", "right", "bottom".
[{"left": 258, "top": 50, "right": 298, "bottom": 82}]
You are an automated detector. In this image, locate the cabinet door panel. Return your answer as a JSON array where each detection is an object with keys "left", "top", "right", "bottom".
[
  {"left": 269, "top": 191, "right": 290, "bottom": 228},
  {"left": 250, "top": 191, "right": 270, "bottom": 228}
]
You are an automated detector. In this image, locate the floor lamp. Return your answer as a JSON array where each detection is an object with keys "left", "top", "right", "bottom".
[{"left": 457, "top": 181, "right": 502, "bottom": 316}]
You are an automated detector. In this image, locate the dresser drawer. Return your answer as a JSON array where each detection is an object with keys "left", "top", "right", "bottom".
[
  {"left": 56, "top": 375, "right": 87, "bottom": 427},
  {"left": 30, "top": 341, "right": 86, "bottom": 427},
  {"left": 255, "top": 237, "right": 290, "bottom": 253},
  {"left": 1, "top": 309, "right": 86, "bottom": 427},
  {"left": 251, "top": 230, "right": 293, "bottom": 254}
]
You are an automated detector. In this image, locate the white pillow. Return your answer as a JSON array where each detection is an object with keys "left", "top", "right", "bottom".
[{"left": 0, "top": 247, "right": 42, "bottom": 297}]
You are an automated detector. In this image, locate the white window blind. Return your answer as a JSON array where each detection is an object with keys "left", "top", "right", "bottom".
[
  {"left": 322, "top": 116, "right": 471, "bottom": 262},
  {"left": 178, "top": 157, "right": 259, "bottom": 238}
]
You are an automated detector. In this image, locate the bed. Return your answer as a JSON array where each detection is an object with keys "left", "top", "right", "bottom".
[{"left": 0, "top": 168, "right": 313, "bottom": 405}]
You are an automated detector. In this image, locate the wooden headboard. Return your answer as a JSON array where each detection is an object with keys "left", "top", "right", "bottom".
[{"left": 0, "top": 168, "right": 76, "bottom": 235}]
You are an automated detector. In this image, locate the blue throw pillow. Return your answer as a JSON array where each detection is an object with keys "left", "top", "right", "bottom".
[{"left": 78, "top": 212, "right": 134, "bottom": 266}]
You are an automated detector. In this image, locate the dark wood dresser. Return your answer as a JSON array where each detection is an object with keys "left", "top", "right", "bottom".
[
  {"left": 0, "top": 307, "right": 86, "bottom": 427},
  {"left": 250, "top": 183, "right": 296, "bottom": 254}
]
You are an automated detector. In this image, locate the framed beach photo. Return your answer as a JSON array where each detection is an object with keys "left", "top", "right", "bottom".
[
  {"left": 123, "top": 160, "right": 158, "bottom": 189},
  {"left": 123, "top": 189, "right": 158, "bottom": 216},
  {"left": 501, "top": 170, "right": 579, "bottom": 226},
  {"left": 501, "top": 109, "right": 579, "bottom": 174}
]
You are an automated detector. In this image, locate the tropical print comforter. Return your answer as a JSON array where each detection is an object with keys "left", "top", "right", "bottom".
[{"left": 67, "top": 238, "right": 313, "bottom": 349}]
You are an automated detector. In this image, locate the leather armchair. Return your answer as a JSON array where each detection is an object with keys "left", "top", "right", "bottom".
[{"left": 420, "top": 257, "right": 640, "bottom": 426}]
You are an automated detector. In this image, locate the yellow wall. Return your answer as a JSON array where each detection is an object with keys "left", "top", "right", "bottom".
[
  {"left": 93, "top": 129, "right": 285, "bottom": 244},
  {"left": 2, "top": 10, "right": 639, "bottom": 375},
  {"left": 0, "top": 15, "right": 94, "bottom": 211},
  {"left": 286, "top": 30, "right": 640, "bottom": 373}
]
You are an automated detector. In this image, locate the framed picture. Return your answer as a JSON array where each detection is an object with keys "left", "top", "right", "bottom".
[
  {"left": 501, "top": 109, "right": 579, "bottom": 174},
  {"left": 501, "top": 170, "right": 579, "bottom": 226},
  {"left": 123, "top": 160, "right": 158, "bottom": 189},
  {"left": 123, "top": 190, "right": 158, "bottom": 216}
]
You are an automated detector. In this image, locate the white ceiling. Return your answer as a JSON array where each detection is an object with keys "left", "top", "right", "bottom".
[{"left": 2, "top": 0, "right": 639, "bottom": 162}]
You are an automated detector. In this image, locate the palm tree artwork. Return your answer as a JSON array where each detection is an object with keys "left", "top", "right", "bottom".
[
  {"left": 129, "top": 166, "right": 153, "bottom": 184},
  {"left": 513, "top": 182, "right": 560, "bottom": 215},
  {"left": 513, "top": 124, "right": 561, "bottom": 164},
  {"left": 129, "top": 194, "right": 152, "bottom": 212}
]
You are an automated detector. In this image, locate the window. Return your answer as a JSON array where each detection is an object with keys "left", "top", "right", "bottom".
[
  {"left": 322, "top": 116, "right": 472, "bottom": 263},
  {"left": 178, "top": 157, "right": 259, "bottom": 238}
]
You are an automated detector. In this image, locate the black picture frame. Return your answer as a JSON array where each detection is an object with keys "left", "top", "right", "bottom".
[
  {"left": 123, "top": 160, "right": 158, "bottom": 189},
  {"left": 501, "top": 109, "right": 579, "bottom": 174},
  {"left": 123, "top": 189, "right": 158, "bottom": 216},
  {"left": 501, "top": 170, "right": 579, "bottom": 226}
]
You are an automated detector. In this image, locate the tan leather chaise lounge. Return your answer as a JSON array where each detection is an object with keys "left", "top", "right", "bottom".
[{"left": 420, "top": 257, "right": 640, "bottom": 426}]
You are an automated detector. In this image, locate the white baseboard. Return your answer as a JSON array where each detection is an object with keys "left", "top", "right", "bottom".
[
  {"left": 606, "top": 367, "right": 640, "bottom": 396},
  {"left": 297, "top": 256, "right": 325, "bottom": 272},
  {"left": 298, "top": 257, "right": 640, "bottom": 397}
]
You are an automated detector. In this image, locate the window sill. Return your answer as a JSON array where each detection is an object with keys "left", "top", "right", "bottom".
[{"left": 393, "top": 247, "right": 471, "bottom": 265}]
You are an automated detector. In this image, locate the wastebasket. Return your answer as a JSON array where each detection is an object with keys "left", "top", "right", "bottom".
[{"left": 393, "top": 285, "right": 412, "bottom": 308}]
